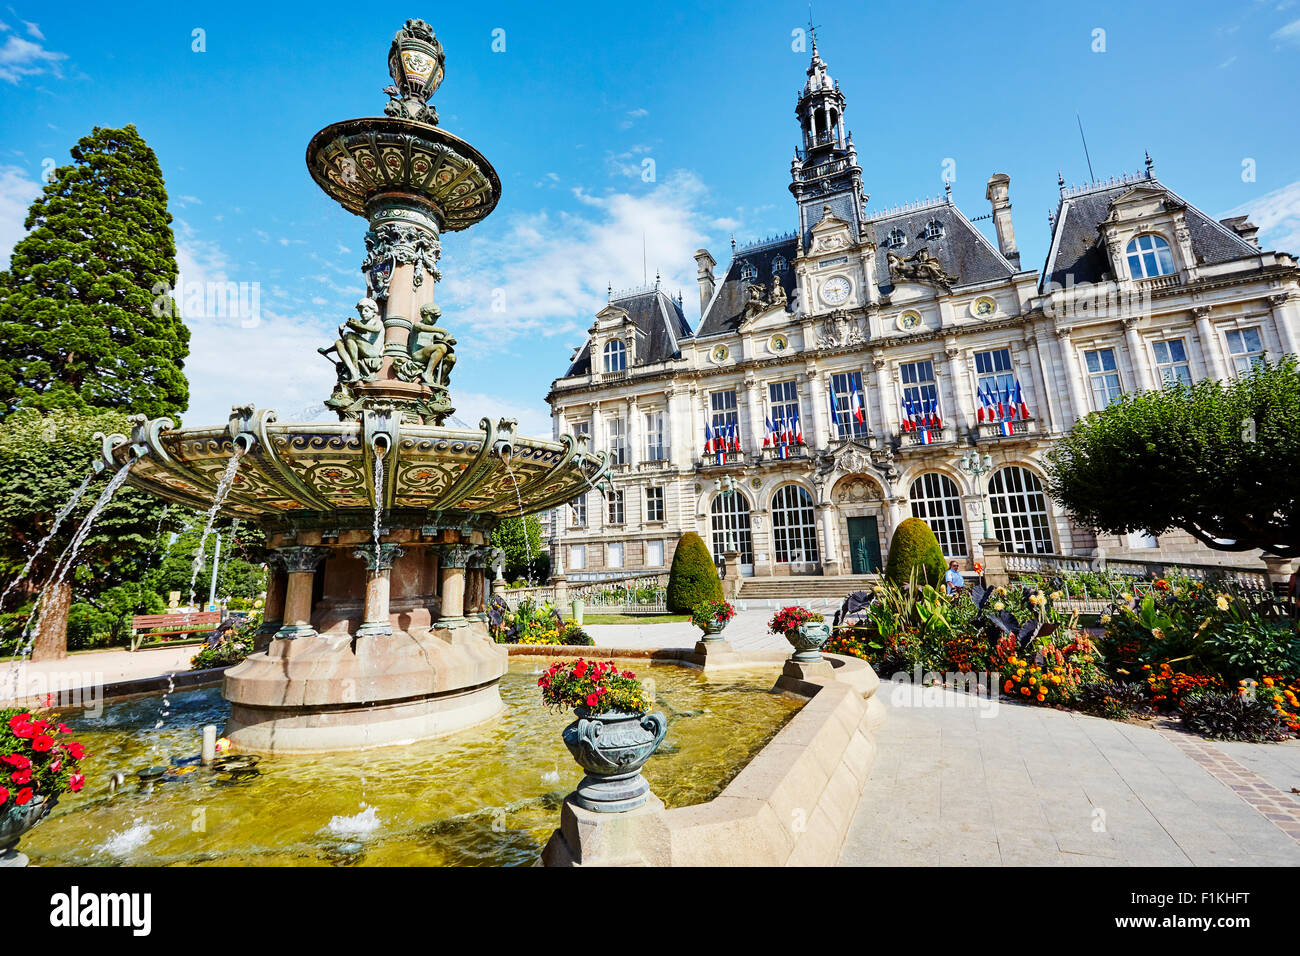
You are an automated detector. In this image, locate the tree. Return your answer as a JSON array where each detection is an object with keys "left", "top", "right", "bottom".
[
  {"left": 666, "top": 532, "right": 724, "bottom": 613},
  {"left": 490, "top": 515, "right": 545, "bottom": 582},
  {"left": 0, "top": 407, "right": 180, "bottom": 659},
  {"left": 1045, "top": 356, "right": 1300, "bottom": 558},
  {"left": 884, "top": 517, "right": 946, "bottom": 587},
  {"left": 0, "top": 125, "right": 189, "bottom": 420}
]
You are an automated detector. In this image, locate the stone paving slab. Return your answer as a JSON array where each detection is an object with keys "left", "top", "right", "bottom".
[{"left": 840, "top": 684, "right": 1300, "bottom": 867}]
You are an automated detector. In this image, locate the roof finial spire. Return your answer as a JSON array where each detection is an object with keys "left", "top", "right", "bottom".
[
  {"left": 1144, "top": 150, "right": 1154, "bottom": 177},
  {"left": 606, "top": 282, "right": 611, "bottom": 301},
  {"left": 1058, "top": 171, "right": 1066, "bottom": 196},
  {"left": 944, "top": 180, "right": 952, "bottom": 202}
]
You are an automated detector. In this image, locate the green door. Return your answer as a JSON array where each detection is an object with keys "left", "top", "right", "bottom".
[{"left": 847, "top": 516, "right": 882, "bottom": 574}]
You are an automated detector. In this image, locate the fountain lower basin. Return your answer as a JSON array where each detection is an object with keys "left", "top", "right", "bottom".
[{"left": 20, "top": 661, "right": 801, "bottom": 867}]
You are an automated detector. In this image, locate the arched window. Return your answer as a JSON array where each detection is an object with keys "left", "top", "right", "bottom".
[
  {"left": 739, "top": 261, "right": 757, "bottom": 281},
  {"left": 710, "top": 492, "right": 753, "bottom": 566},
  {"left": 772, "top": 255, "right": 787, "bottom": 273},
  {"left": 923, "top": 219, "right": 944, "bottom": 241},
  {"left": 909, "top": 473, "right": 967, "bottom": 557},
  {"left": 987, "top": 466, "right": 1054, "bottom": 555},
  {"left": 886, "top": 228, "right": 907, "bottom": 250},
  {"left": 603, "top": 339, "right": 626, "bottom": 373},
  {"left": 771, "top": 485, "right": 819, "bottom": 564},
  {"left": 1125, "top": 234, "right": 1175, "bottom": 279}
]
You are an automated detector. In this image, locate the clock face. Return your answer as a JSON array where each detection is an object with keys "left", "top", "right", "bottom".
[{"left": 821, "top": 276, "right": 851, "bottom": 306}]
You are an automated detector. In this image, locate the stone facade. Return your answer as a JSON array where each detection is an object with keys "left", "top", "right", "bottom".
[{"left": 546, "top": 39, "right": 1299, "bottom": 582}]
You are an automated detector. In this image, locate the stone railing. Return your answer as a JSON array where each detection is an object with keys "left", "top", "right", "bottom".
[
  {"left": 976, "top": 418, "right": 1034, "bottom": 440},
  {"left": 1004, "top": 551, "right": 1271, "bottom": 592},
  {"left": 495, "top": 571, "right": 669, "bottom": 613},
  {"left": 900, "top": 425, "right": 955, "bottom": 447}
]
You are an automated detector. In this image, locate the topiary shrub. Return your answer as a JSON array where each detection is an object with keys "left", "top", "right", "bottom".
[
  {"left": 884, "top": 517, "right": 946, "bottom": 588},
  {"left": 666, "top": 532, "right": 724, "bottom": 613}
]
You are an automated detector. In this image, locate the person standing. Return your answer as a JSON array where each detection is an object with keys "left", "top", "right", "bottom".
[{"left": 943, "top": 559, "right": 965, "bottom": 596}]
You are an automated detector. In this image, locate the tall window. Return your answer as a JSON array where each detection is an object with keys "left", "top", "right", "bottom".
[
  {"left": 739, "top": 261, "right": 757, "bottom": 281},
  {"left": 909, "top": 473, "right": 967, "bottom": 557},
  {"left": 607, "top": 490, "right": 624, "bottom": 525},
  {"left": 1084, "top": 348, "right": 1123, "bottom": 409},
  {"left": 571, "top": 493, "right": 587, "bottom": 527},
  {"left": 569, "top": 545, "right": 586, "bottom": 570},
  {"left": 1152, "top": 339, "right": 1191, "bottom": 386},
  {"left": 771, "top": 485, "right": 819, "bottom": 564},
  {"left": 987, "top": 466, "right": 1053, "bottom": 554},
  {"left": 1225, "top": 327, "right": 1265, "bottom": 377},
  {"left": 607, "top": 542, "right": 624, "bottom": 569},
  {"left": 710, "top": 492, "right": 753, "bottom": 565},
  {"left": 646, "top": 540, "right": 665, "bottom": 567},
  {"left": 829, "top": 371, "right": 869, "bottom": 440},
  {"left": 644, "top": 411, "right": 666, "bottom": 461},
  {"left": 899, "top": 360, "right": 938, "bottom": 412},
  {"left": 769, "top": 380, "right": 801, "bottom": 440},
  {"left": 974, "top": 348, "right": 1015, "bottom": 398},
  {"left": 644, "top": 486, "right": 665, "bottom": 522},
  {"left": 1125, "top": 234, "right": 1175, "bottom": 279},
  {"left": 572, "top": 420, "right": 590, "bottom": 449},
  {"left": 710, "top": 390, "right": 739, "bottom": 446},
  {"left": 603, "top": 339, "right": 627, "bottom": 372},
  {"left": 607, "top": 417, "right": 626, "bottom": 465}
]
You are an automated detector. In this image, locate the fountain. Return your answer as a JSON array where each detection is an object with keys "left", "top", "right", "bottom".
[{"left": 94, "top": 19, "right": 609, "bottom": 753}]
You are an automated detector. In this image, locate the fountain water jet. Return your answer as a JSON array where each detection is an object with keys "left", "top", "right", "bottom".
[
  {"left": 92, "top": 21, "right": 609, "bottom": 753},
  {"left": 0, "top": 470, "right": 95, "bottom": 611}
]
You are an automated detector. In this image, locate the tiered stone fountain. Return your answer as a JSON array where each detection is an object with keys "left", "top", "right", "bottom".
[{"left": 96, "top": 20, "right": 608, "bottom": 752}]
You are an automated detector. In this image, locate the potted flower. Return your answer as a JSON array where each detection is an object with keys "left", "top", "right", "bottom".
[
  {"left": 691, "top": 599, "right": 735, "bottom": 640},
  {"left": 768, "top": 605, "right": 830, "bottom": 662},
  {"left": 1, "top": 708, "right": 88, "bottom": 865},
  {"left": 539, "top": 659, "right": 667, "bottom": 813}
]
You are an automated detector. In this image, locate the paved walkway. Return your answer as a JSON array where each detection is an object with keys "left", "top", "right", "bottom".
[
  {"left": 1, "top": 646, "right": 197, "bottom": 705},
  {"left": 839, "top": 683, "right": 1300, "bottom": 866}
]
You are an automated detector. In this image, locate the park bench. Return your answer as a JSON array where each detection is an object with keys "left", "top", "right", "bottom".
[{"left": 129, "top": 611, "right": 221, "bottom": 651}]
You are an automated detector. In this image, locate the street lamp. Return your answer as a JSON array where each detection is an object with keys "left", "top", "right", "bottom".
[
  {"left": 958, "top": 451, "right": 995, "bottom": 540},
  {"left": 714, "top": 475, "right": 739, "bottom": 559}
]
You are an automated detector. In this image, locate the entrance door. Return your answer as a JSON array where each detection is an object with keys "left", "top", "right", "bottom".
[{"left": 846, "top": 516, "right": 882, "bottom": 574}]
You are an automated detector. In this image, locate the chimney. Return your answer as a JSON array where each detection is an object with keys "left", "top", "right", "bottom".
[
  {"left": 694, "top": 248, "right": 716, "bottom": 315},
  {"left": 1219, "top": 216, "right": 1261, "bottom": 249},
  {"left": 985, "top": 173, "right": 1020, "bottom": 269}
]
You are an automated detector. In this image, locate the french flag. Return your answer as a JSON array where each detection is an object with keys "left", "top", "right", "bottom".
[
  {"left": 900, "top": 396, "right": 913, "bottom": 433},
  {"left": 850, "top": 384, "right": 865, "bottom": 425},
  {"left": 999, "top": 418, "right": 1013, "bottom": 437},
  {"left": 763, "top": 416, "right": 773, "bottom": 448},
  {"left": 729, "top": 420, "right": 740, "bottom": 453},
  {"left": 976, "top": 384, "right": 988, "bottom": 423},
  {"left": 828, "top": 382, "right": 840, "bottom": 427},
  {"left": 1015, "top": 379, "right": 1030, "bottom": 419},
  {"left": 793, "top": 408, "right": 804, "bottom": 445},
  {"left": 704, "top": 420, "right": 714, "bottom": 455},
  {"left": 918, "top": 426, "right": 932, "bottom": 445},
  {"left": 994, "top": 384, "right": 1006, "bottom": 421}
]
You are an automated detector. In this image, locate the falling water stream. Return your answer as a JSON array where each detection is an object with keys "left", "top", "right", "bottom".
[
  {"left": 4, "top": 462, "right": 137, "bottom": 701},
  {"left": 0, "top": 470, "right": 95, "bottom": 611},
  {"left": 371, "top": 447, "right": 385, "bottom": 565},
  {"left": 186, "top": 449, "right": 246, "bottom": 608}
]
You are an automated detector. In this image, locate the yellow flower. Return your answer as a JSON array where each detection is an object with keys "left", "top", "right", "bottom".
[
  {"left": 1216, "top": 596, "right": 1229, "bottom": 611},
  {"left": 1100, "top": 614, "right": 1111, "bottom": 624},
  {"left": 993, "top": 601, "right": 1005, "bottom": 611},
  {"left": 1121, "top": 593, "right": 1133, "bottom": 602},
  {"left": 1050, "top": 590, "right": 1063, "bottom": 601}
]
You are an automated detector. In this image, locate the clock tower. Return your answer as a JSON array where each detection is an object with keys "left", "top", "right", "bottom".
[{"left": 788, "top": 32, "right": 867, "bottom": 249}]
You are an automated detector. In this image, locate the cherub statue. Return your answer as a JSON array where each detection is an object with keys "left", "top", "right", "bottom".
[
  {"left": 410, "top": 302, "right": 456, "bottom": 387},
  {"left": 320, "top": 298, "right": 385, "bottom": 383}
]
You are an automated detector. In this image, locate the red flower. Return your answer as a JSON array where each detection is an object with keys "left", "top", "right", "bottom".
[
  {"left": 10, "top": 722, "right": 34, "bottom": 739},
  {"left": 7, "top": 712, "right": 31, "bottom": 729},
  {"left": 30, "top": 720, "right": 49, "bottom": 734},
  {"left": 58, "top": 723, "right": 72, "bottom": 734},
  {"left": 66, "top": 742, "right": 86, "bottom": 760},
  {"left": 32, "top": 735, "right": 54, "bottom": 752},
  {"left": 585, "top": 693, "right": 599, "bottom": 707},
  {"left": 0, "top": 786, "right": 7, "bottom": 804},
  {"left": 50, "top": 760, "right": 61, "bottom": 773},
  {"left": 10, "top": 769, "right": 32, "bottom": 785},
  {"left": 69, "top": 774, "right": 85, "bottom": 793},
  {"left": 1, "top": 754, "right": 30, "bottom": 770},
  {"left": 15, "top": 787, "right": 33, "bottom": 805}
]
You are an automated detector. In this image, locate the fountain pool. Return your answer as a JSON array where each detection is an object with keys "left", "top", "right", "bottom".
[{"left": 20, "top": 661, "right": 801, "bottom": 867}]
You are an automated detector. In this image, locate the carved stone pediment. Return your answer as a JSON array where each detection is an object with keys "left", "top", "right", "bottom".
[
  {"left": 814, "top": 438, "right": 900, "bottom": 487},
  {"left": 809, "top": 204, "right": 854, "bottom": 255},
  {"left": 738, "top": 275, "right": 789, "bottom": 327}
]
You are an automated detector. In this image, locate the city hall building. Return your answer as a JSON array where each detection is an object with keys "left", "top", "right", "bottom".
[{"left": 544, "top": 38, "right": 1299, "bottom": 582}]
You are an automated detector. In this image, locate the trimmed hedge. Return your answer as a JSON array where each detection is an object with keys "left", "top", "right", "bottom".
[
  {"left": 666, "top": 532, "right": 724, "bottom": 613},
  {"left": 884, "top": 517, "right": 946, "bottom": 587}
]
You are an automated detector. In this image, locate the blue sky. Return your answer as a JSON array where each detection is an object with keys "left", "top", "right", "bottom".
[{"left": 1, "top": 0, "right": 1297, "bottom": 434}]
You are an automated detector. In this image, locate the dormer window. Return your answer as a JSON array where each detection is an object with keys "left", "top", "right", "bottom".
[
  {"left": 772, "top": 255, "right": 787, "bottom": 272},
  {"left": 739, "top": 261, "right": 757, "bottom": 282},
  {"left": 886, "top": 227, "right": 907, "bottom": 249},
  {"left": 923, "top": 219, "right": 944, "bottom": 241},
  {"left": 1125, "top": 233, "right": 1176, "bottom": 279},
  {"left": 603, "top": 339, "right": 627, "bottom": 373}
]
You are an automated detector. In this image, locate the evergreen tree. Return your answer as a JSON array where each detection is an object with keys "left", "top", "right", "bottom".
[
  {"left": 0, "top": 124, "right": 189, "bottom": 419},
  {"left": 490, "top": 515, "right": 546, "bottom": 582}
]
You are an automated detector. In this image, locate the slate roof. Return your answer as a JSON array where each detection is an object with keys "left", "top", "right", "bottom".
[
  {"left": 563, "top": 288, "right": 691, "bottom": 377},
  {"left": 695, "top": 238, "right": 799, "bottom": 338},
  {"left": 1040, "top": 177, "right": 1262, "bottom": 292},
  {"left": 867, "top": 201, "right": 1017, "bottom": 294}
]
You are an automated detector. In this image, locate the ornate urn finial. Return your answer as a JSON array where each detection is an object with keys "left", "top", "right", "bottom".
[{"left": 383, "top": 18, "right": 445, "bottom": 126}]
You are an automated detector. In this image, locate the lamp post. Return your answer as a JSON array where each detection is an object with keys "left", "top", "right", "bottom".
[{"left": 958, "top": 451, "right": 995, "bottom": 540}]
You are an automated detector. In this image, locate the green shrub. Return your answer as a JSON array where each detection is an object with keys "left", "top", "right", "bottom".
[
  {"left": 1074, "top": 680, "right": 1150, "bottom": 720},
  {"left": 666, "top": 532, "right": 724, "bottom": 613},
  {"left": 884, "top": 517, "right": 946, "bottom": 588}
]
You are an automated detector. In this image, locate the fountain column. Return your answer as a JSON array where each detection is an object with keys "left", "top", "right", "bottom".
[
  {"left": 466, "top": 547, "right": 488, "bottom": 623},
  {"left": 354, "top": 543, "right": 404, "bottom": 637},
  {"left": 275, "top": 546, "right": 330, "bottom": 639},
  {"left": 436, "top": 544, "right": 472, "bottom": 629},
  {"left": 257, "top": 555, "right": 289, "bottom": 650}
]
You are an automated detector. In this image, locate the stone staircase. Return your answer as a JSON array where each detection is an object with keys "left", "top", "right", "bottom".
[{"left": 735, "top": 574, "right": 880, "bottom": 607}]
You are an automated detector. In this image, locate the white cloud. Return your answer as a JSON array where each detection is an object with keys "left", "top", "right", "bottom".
[
  {"left": 0, "top": 31, "right": 66, "bottom": 83},
  {"left": 0, "top": 163, "right": 40, "bottom": 267},
  {"left": 1272, "top": 18, "right": 1300, "bottom": 44},
  {"left": 1227, "top": 180, "right": 1300, "bottom": 256},
  {"left": 439, "top": 168, "right": 714, "bottom": 360}
]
